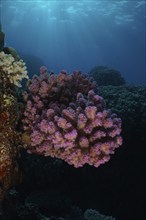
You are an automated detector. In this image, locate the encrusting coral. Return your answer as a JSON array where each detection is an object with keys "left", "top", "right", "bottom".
[
  {"left": 0, "top": 49, "right": 27, "bottom": 202},
  {"left": 22, "top": 66, "right": 122, "bottom": 168},
  {"left": 0, "top": 92, "right": 23, "bottom": 202}
]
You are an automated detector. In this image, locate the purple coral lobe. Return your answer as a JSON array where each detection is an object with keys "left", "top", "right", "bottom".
[{"left": 23, "top": 66, "right": 122, "bottom": 168}]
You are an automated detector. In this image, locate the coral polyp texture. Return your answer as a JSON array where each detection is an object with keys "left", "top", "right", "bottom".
[
  {"left": 0, "top": 51, "right": 28, "bottom": 87},
  {"left": 23, "top": 67, "right": 122, "bottom": 168}
]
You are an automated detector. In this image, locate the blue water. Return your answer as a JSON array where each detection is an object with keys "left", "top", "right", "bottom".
[{"left": 1, "top": 0, "right": 146, "bottom": 84}]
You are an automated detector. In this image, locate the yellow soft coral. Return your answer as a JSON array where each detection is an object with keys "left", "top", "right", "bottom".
[{"left": 0, "top": 51, "right": 28, "bottom": 87}]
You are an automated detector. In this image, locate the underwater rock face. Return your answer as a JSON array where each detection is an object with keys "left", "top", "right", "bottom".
[
  {"left": 0, "top": 30, "right": 5, "bottom": 52},
  {"left": 22, "top": 67, "right": 122, "bottom": 168}
]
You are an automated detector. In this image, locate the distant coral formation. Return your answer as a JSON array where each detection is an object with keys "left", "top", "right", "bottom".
[
  {"left": 22, "top": 67, "right": 122, "bottom": 168},
  {"left": 89, "top": 66, "right": 125, "bottom": 86}
]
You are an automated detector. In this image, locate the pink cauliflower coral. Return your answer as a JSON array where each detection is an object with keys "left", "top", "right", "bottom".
[{"left": 22, "top": 67, "right": 122, "bottom": 168}]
